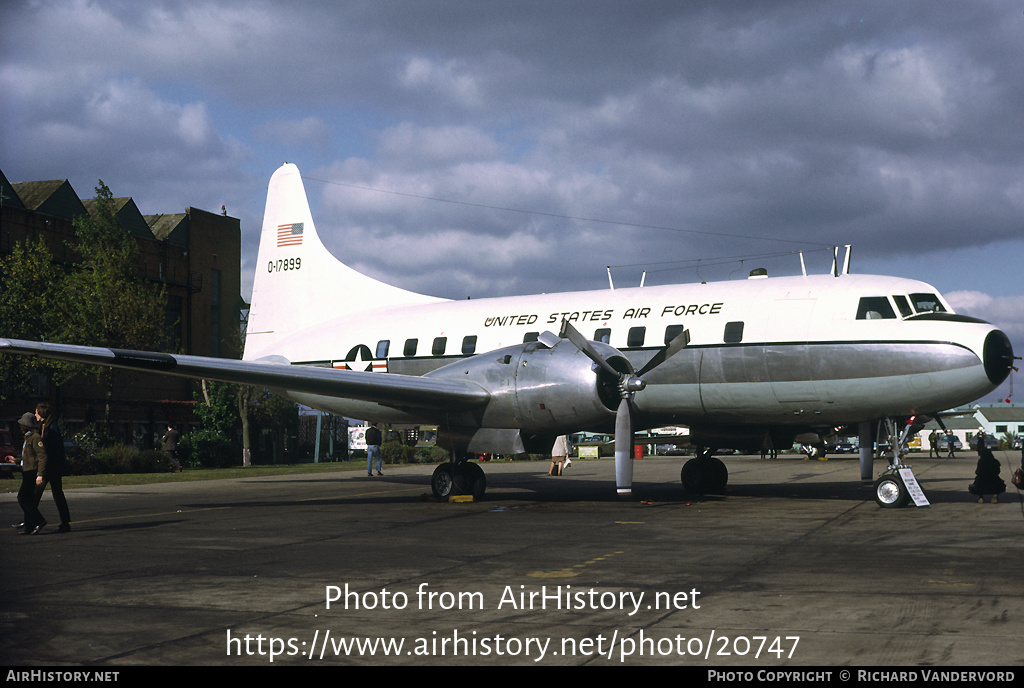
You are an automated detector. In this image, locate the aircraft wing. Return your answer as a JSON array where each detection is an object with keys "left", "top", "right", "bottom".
[{"left": 0, "top": 338, "right": 490, "bottom": 410}]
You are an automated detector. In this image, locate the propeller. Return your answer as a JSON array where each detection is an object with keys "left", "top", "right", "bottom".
[{"left": 544, "top": 320, "right": 689, "bottom": 497}]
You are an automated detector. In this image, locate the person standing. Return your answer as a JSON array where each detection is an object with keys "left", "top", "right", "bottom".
[
  {"left": 547, "top": 435, "right": 568, "bottom": 476},
  {"left": 928, "top": 430, "right": 939, "bottom": 458},
  {"left": 365, "top": 422, "right": 383, "bottom": 476},
  {"left": 34, "top": 402, "right": 71, "bottom": 533},
  {"left": 15, "top": 412, "right": 47, "bottom": 535},
  {"left": 162, "top": 424, "right": 182, "bottom": 471}
]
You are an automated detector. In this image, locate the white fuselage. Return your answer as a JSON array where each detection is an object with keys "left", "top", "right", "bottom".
[{"left": 250, "top": 272, "right": 1001, "bottom": 432}]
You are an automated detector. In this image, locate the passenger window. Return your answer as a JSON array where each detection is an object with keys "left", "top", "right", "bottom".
[
  {"left": 523, "top": 332, "right": 539, "bottom": 343},
  {"left": 893, "top": 295, "right": 913, "bottom": 318},
  {"left": 432, "top": 337, "right": 447, "bottom": 356},
  {"left": 594, "top": 328, "right": 611, "bottom": 344},
  {"left": 404, "top": 338, "right": 418, "bottom": 356},
  {"left": 724, "top": 322, "right": 744, "bottom": 343},
  {"left": 627, "top": 327, "right": 646, "bottom": 348},
  {"left": 910, "top": 293, "right": 946, "bottom": 313},
  {"left": 375, "top": 340, "right": 390, "bottom": 358},
  {"left": 462, "top": 335, "right": 477, "bottom": 355},
  {"left": 856, "top": 297, "right": 896, "bottom": 320},
  {"left": 664, "top": 324, "right": 685, "bottom": 345}
]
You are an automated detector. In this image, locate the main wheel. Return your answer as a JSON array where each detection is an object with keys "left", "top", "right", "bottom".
[
  {"left": 705, "top": 457, "right": 728, "bottom": 494},
  {"left": 458, "top": 461, "right": 486, "bottom": 499},
  {"left": 681, "top": 458, "right": 702, "bottom": 493},
  {"left": 681, "top": 457, "right": 728, "bottom": 494},
  {"left": 874, "top": 474, "right": 909, "bottom": 508},
  {"left": 432, "top": 463, "right": 456, "bottom": 499}
]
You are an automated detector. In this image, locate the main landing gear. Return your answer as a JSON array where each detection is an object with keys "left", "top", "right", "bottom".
[
  {"left": 431, "top": 455, "right": 486, "bottom": 500},
  {"left": 680, "top": 448, "right": 729, "bottom": 495}
]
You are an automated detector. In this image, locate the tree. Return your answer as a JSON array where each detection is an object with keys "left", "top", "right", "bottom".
[
  {"left": 0, "top": 237, "right": 65, "bottom": 400},
  {"left": 56, "top": 181, "right": 167, "bottom": 423},
  {"left": 232, "top": 314, "right": 296, "bottom": 466}
]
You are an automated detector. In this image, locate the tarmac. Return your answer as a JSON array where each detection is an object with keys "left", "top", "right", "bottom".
[{"left": 1, "top": 452, "right": 1022, "bottom": 667}]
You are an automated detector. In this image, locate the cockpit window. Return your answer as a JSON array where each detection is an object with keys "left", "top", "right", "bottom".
[
  {"left": 910, "top": 293, "right": 946, "bottom": 313},
  {"left": 856, "top": 297, "right": 896, "bottom": 320},
  {"left": 892, "top": 295, "right": 913, "bottom": 318}
]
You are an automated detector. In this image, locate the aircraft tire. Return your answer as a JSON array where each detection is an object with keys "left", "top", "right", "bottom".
[
  {"left": 681, "top": 458, "right": 707, "bottom": 494},
  {"left": 706, "top": 457, "right": 728, "bottom": 494},
  {"left": 431, "top": 463, "right": 456, "bottom": 499},
  {"left": 682, "top": 457, "right": 729, "bottom": 495},
  {"left": 457, "top": 461, "right": 487, "bottom": 500},
  {"left": 873, "top": 474, "right": 909, "bottom": 508}
]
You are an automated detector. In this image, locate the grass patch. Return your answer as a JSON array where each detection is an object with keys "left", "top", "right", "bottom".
[
  {"left": 0, "top": 454, "right": 542, "bottom": 492},
  {"left": 3, "top": 460, "right": 371, "bottom": 490}
]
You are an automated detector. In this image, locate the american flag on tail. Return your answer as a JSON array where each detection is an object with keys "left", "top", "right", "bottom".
[{"left": 277, "top": 222, "right": 303, "bottom": 247}]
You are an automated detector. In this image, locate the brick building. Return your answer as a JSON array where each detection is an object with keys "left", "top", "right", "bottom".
[{"left": 0, "top": 168, "right": 242, "bottom": 445}]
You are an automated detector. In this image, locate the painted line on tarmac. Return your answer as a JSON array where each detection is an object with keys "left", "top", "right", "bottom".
[
  {"left": 527, "top": 549, "right": 628, "bottom": 579},
  {"left": 69, "top": 506, "right": 231, "bottom": 525}
]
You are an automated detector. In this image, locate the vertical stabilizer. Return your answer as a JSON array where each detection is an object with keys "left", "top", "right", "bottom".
[{"left": 245, "top": 163, "right": 442, "bottom": 360}]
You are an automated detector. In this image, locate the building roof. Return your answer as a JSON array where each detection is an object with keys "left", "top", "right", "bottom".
[
  {"left": 145, "top": 213, "right": 189, "bottom": 245},
  {"left": 82, "top": 197, "right": 153, "bottom": 241},
  {"left": 11, "top": 179, "right": 88, "bottom": 219},
  {"left": 0, "top": 170, "right": 25, "bottom": 210},
  {"left": 974, "top": 405, "right": 1024, "bottom": 422},
  {"left": 925, "top": 416, "right": 981, "bottom": 431}
]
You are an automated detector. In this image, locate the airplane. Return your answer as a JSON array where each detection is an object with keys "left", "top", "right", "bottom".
[{"left": 1, "top": 163, "right": 1016, "bottom": 507}]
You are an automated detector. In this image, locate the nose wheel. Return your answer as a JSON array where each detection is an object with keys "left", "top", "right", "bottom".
[
  {"left": 871, "top": 417, "right": 919, "bottom": 508},
  {"left": 873, "top": 472, "right": 909, "bottom": 508}
]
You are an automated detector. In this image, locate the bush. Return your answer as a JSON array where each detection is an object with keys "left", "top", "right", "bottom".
[
  {"left": 178, "top": 429, "right": 237, "bottom": 469},
  {"left": 381, "top": 440, "right": 415, "bottom": 465},
  {"left": 64, "top": 444, "right": 173, "bottom": 474},
  {"left": 132, "top": 449, "right": 170, "bottom": 473},
  {"left": 92, "top": 444, "right": 133, "bottom": 473},
  {"left": 72, "top": 424, "right": 115, "bottom": 451},
  {"left": 415, "top": 446, "right": 450, "bottom": 465}
]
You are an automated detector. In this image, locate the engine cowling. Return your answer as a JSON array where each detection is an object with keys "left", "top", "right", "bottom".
[{"left": 425, "top": 338, "right": 630, "bottom": 436}]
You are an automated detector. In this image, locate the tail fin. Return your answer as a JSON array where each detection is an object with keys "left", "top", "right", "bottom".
[{"left": 245, "top": 163, "right": 442, "bottom": 360}]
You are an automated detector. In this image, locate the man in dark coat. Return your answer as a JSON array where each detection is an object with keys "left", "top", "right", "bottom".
[
  {"left": 34, "top": 402, "right": 71, "bottom": 532},
  {"left": 162, "top": 424, "right": 182, "bottom": 471},
  {"left": 366, "top": 422, "right": 383, "bottom": 476}
]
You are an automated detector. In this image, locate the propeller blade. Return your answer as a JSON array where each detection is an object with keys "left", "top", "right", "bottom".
[
  {"left": 559, "top": 320, "right": 621, "bottom": 377},
  {"left": 537, "top": 331, "right": 561, "bottom": 348},
  {"left": 554, "top": 319, "right": 641, "bottom": 498},
  {"left": 636, "top": 328, "right": 690, "bottom": 377},
  {"left": 614, "top": 397, "right": 634, "bottom": 497}
]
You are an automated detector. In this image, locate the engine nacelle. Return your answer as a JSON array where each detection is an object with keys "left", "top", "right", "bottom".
[{"left": 426, "top": 338, "right": 630, "bottom": 436}]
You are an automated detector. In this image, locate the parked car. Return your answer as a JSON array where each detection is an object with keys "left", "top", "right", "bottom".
[
  {"left": 972, "top": 435, "right": 1000, "bottom": 451},
  {"left": 0, "top": 428, "right": 15, "bottom": 462},
  {"left": 826, "top": 441, "right": 858, "bottom": 454},
  {"left": 937, "top": 435, "right": 963, "bottom": 452},
  {"left": 0, "top": 428, "right": 19, "bottom": 479}
]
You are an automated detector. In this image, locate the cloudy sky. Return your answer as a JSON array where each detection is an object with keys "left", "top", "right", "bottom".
[{"left": 2, "top": 1, "right": 1021, "bottom": 401}]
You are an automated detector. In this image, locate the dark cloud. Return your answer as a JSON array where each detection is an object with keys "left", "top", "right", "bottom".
[{"left": 3, "top": 1, "right": 1022, "bottom": 396}]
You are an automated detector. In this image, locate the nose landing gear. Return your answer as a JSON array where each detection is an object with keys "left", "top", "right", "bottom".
[{"left": 872, "top": 418, "right": 924, "bottom": 508}]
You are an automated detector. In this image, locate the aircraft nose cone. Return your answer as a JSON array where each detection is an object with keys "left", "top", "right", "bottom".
[{"left": 983, "top": 329, "right": 1014, "bottom": 386}]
